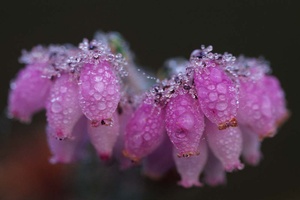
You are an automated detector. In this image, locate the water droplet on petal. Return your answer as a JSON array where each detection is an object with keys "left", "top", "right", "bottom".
[
  {"left": 216, "top": 102, "right": 228, "bottom": 111},
  {"left": 51, "top": 102, "right": 62, "bottom": 113},
  {"left": 94, "top": 82, "right": 104, "bottom": 92},
  {"left": 217, "top": 83, "right": 227, "bottom": 94},
  {"left": 98, "top": 102, "right": 106, "bottom": 110},
  {"left": 209, "top": 92, "right": 218, "bottom": 101}
]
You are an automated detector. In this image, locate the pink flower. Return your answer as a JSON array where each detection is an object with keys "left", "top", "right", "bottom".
[{"left": 7, "top": 32, "right": 289, "bottom": 188}]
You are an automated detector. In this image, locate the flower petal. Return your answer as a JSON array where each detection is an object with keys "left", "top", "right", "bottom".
[
  {"left": 123, "top": 102, "right": 165, "bottom": 162},
  {"left": 204, "top": 147, "right": 227, "bottom": 186},
  {"left": 46, "top": 74, "right": 82, "bottom": 139},
  {"left": 79, "top": 62, "right": 120, "bottom": 127},
  {"left": 205, "top": 120, "right": 244, "bottom": 172},
  {"left": 47, "top": 117, "right": 87, "bottom": 164},
  {"left": 173, "top": 138, "right": 208, "bottom": 188},
  {"left": 87, "top": 112, "right": 120, "bottom": 161},
  {"left": 194, "top": 64, "right": 238, "bottom": 130},
  {"left": 8, "top": 64, "right": 51, "bottom": 122},
  {"left": 165, "top": 91, "right": 205, "bottom": 157}
]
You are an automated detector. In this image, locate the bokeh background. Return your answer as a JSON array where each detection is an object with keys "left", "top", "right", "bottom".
[{"left": 1, "top": 0, "right": 299, "bottom": 199}]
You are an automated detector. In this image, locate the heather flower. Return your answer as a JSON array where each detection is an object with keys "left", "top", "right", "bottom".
[
  {"left": 173, "top": 138, "right": 208, "bottom": 188},
  {"left": 88, "top": 112, "right": 120, "bottom": 160},
  {"left": 165, "top": 89, "right": 205, "bottom": 158},
  {"left": 191, "top": 46, "right": 239, "bottom": 130},
  {"left": 123, "top": 99, "right": 165, "bottom": 162},
  {"left": 47, "top": 117, "right": 87, "bottom": 164},
  {"left": 234, "top": 56, "right": 289, "bottom": 139},
  {"left": 46, "top": 73, "right": 82, "bottom": 139},
  {"left": 205, "top": 119, "right": 244, "bottom": 172},
  {"left": 142, "top": 135, "right": 174, "bottom": 179},
  {"left": 7, "top": 32, "right": 289, "bottom": 189},
  {"left": 203, "top": 147, "right": 227, "bottom": 186},
  {"left": 8, "top": 47, "right": 53, "bottom": 122},
  {"left": 240, "top": 124, "right": 262, "bottom": 166}
]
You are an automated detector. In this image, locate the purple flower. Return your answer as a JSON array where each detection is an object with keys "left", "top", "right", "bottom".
[{"left": 7, "top": 32, "right": 289, "bottom": 188}]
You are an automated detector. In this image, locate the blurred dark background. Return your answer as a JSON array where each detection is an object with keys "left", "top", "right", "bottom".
[{"left": 0, "top": 0, "right": 300, "bottom": 199}]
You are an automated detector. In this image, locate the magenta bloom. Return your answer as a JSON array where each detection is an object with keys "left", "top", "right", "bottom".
[
  {"left": 8, "top": 62, "right": 52, "bottom": 123},
  {"left": 123, "top": 100, "right": 165, "bottom": 162},
  {"left": 7, "top": 32, "right": 289, "bottom": 189},
  {"left": 165, "top": 89, "right": 205, "bottom": 157}
]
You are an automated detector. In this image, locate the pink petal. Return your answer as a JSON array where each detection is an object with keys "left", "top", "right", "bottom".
[
  {"left": 173, "top": 139, "right": 208, "bottom": 188},
  {"left": 78, "top": 62, "right": 120, "bottom": 127},
  {"left": 46, "top": 74, "right": 82, "bottom": 139},
  {"left": 238, "top": 78, "right": 277, "bottom": 139},
  {"left": 204, "top": 147, "right": 227, "bottom": 186},
  {"left": 263, "top": 75, "right": 289, "bottom": 127},
  {"left": 87, "top": 112, "right": 120, "bottom": 161},
  {"left": 142, "top": 135, "right": 174, "bottom": 180},
  {"left": 8, "top": 64, "right": 51, "bottom": 122},
  {"left": 47, "top": 117, "right": 87, "bottom": 164},
  {"left": 165, "top": 91, "right": 205, "bottom": 157},
  {"left": 240, "top": 125, "right": 262, "bottom": 166},
  {"left": 194, "top": 65, "right": 239, "bottom": 130},
  {"left": 205, "top": 120, "right": 244, "bottom": 172},
  {"left": 113, "top": 103, "right": 135, "bottom": 170},
  {"left": 123, "top": 102, "right": 165, "bottom": 162}
]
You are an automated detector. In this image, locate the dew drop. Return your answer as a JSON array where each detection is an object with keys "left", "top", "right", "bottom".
[
  {"left": 94, "top": 82, "right": 104, "bottom": 92},
  {"left": 60, "top": 86, "right": 67, "bottom": 93},
  {"left": 216, "top": 102, "right": 228, "bottom": 111},
  {"left": 88, "top": 89, "right": 95, "bottom": 96},
  {"left": 217, "top": 83, "right": 227, "bottom": 94},
  {"left": 51, "top": 102, "right": 62, "bottom": 113},
  {"left": 210, "top": 68, "right": 222, "bottom": 82},
  {"left": 98, "top": 102, "right": 106, "bottom": 110},
  {"left": 143, "top": 134, "right": 151, "bottom": 141},
  {"left": 208, "top": 85, "right": 215, "bottom": 90},
  {"left": 219, "top": 95, "right": 226, "bottom": 101},
  {"left": 94, "top": 76, "right": 102, "bottom": 82},
  {"left": 208, "top": 92, "right": 218, "bottom": 101},
  {"left": 94, "top": 93, "right": 101, "bottom": 100},
  {"left": 107, "top": 85, "right": 115, "bottom": 95},
  {"left": 175, "top": 131, "right": 186, "bottom": 138}
]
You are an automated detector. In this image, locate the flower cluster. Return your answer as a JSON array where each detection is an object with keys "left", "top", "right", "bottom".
[{"left": 7, "top": 32, "right": 289, "bottom": 188}]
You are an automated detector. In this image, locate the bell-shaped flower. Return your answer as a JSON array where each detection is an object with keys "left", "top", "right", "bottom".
[
  {"left": 165, "top": 90, "right": 205, "bottom": 157},
  {"left": 240, "top": 125, "right": 262, "bottom": 166},
  {"left": 46, "top": 117, "right": 87, "bottom": 164},
  {"left": 8, "top": 64, "right": 51, "bottom": 122},
  {"left": 205, "top": 119, "right": 244, "bottom": 172},
  {"left": 203, "top": 147, "right": 227, "bottom": 186},
  {"left": 46, "top": 74, "right": 82, "bottom": 139},
  {"left": 173, "top": 138, "right": 208, "bottom": 188},
  {"left": 78, "top": 62, "right": 121, "bottom": 127},
  {"left": 142, "top": 135, "right": 174, "bottom": 180},
  {"left": 123, "top": 101, "right": 165, "bottom": 162},
  {"left": 87, "top": 112, "right": 120, "bottom": 160},
  {"left": 238, "top": 78, "right": 276, "bottom": 139}
]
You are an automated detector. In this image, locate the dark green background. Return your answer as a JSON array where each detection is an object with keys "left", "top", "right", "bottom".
[{"left": 0, "top": 0, "right": 299, "bottom": 199}]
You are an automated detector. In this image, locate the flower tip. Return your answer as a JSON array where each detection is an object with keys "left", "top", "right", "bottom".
[
  {"left": 218, "top": 118, "right": 238, "bottom": 130},
  {"left": 245, "top": 153, "right": 262, "bottom": 166},
  {"left": 178, "top": 180, "right": 203, "bottom": 188},
  {"left": 224, "top": 162, "right": 244, "bottom": 172},
  {"left": 205, "top": 177, "right": 226, "bottom": 187},
  {"left": 8, "top": 110, "right": 31, "bottom": 123},
  {"left": 259, "top": 130, "right": 277, "bottom": 141},
  {"left": 276, "top": 110, "right": 291, "bottom": 127},
  {"left": 99, "top": 153, "right": 112, "bottom": 161}
]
